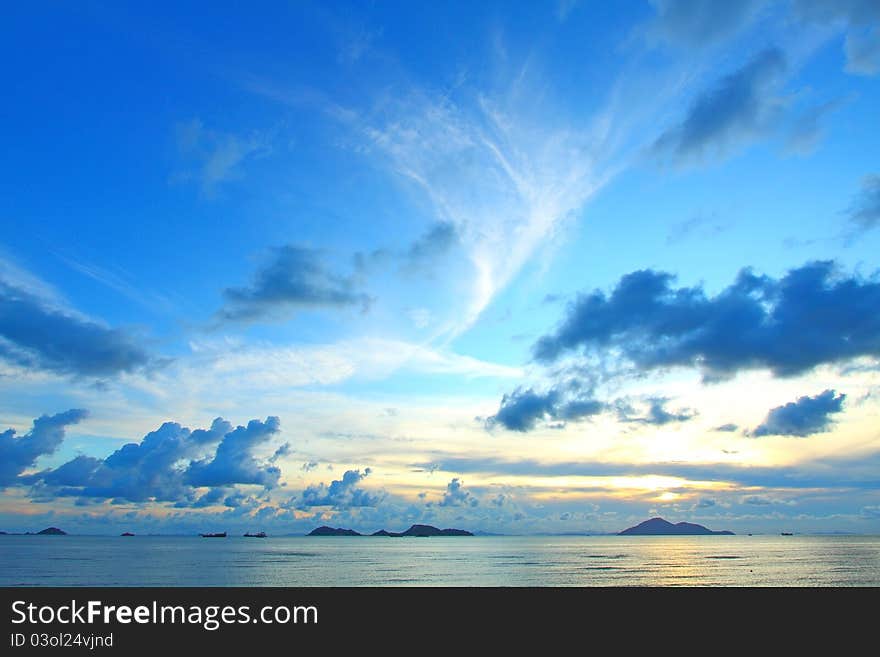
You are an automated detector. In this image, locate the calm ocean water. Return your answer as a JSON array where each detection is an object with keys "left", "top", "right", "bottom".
[{"left": 1, "top": 535, "right": 878, "bottom": 586}]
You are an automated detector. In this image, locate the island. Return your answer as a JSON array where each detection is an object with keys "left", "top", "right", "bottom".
[
  {"left": 36, "top": 527, "right": 67, "bottom": 535},
  {"left": 308, "top": 526, "right": 363, "bottom": 536},
  {"left": 619, "top": 517, "right": 734, "bottom": 535},
  {"left": 374, "top": 524, "right": 473, "bottom": 537},
  {"left": 308, "top": 524, "right": 473, "bottom": 537}
]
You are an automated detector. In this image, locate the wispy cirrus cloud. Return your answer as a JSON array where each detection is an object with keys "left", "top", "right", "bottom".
[{"left": 359, "top": 89, "right": 617, "bottom": 333}]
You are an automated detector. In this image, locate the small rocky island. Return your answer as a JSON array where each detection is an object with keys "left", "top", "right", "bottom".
[
  {"left": 309, "top": 526, "right": 363, "bottom": 536},
  {"left": 619, "top": 517, "right": 734, "bottom": 535},
  {"left": 36, "top": 527, "right": 67, "bottom": 535},
  {"left": 308, "top": 524, "right": 473, "bottom": 537}
]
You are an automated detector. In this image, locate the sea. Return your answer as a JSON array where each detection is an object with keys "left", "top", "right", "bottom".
[{"left": 2, "top": 535, "right": 879, "bottom": 586}]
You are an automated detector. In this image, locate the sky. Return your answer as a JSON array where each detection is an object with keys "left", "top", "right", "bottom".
[{"left": 1, "top": 0, "right": 879, "bottom": 535}]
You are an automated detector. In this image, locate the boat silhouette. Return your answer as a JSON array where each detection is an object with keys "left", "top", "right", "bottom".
[
  {"left": 200, "top": 532, "right": 227, "bottom": 538},
  {"left": 244, "top": 532, "right": 267, "bottom": 538}
]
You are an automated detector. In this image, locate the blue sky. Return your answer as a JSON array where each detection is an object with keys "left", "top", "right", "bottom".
[{"left": 1, "top": 0, "right": 880, "bottom": 534}]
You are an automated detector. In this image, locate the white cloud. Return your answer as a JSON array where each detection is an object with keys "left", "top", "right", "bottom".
[
  {"left": 173, "top": 119, "right": 271, "bottom": 194},
  {"left": 175, "top": 336, "right": 523, "bottom": 394},
  {"left": 360, "top": 89, "right": 615, "bottom": 334}
]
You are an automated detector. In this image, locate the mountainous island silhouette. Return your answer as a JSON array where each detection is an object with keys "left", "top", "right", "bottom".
[
  {"left": 309, "top": 524, "right": 473, "bottom": 537},
  {"left": 619, "top": 517, "right": 734, "bottom": 535}
]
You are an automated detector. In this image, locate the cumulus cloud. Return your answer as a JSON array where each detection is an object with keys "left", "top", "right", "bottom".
[
  {"left": 651, "top": 48, "right": 787, "bottom": 165},
  {"left": 186, "top": 417, "right": 282, "bottom": 488},
  {"left": 616, "top": 397, "right": 696, "bottom": 425},
  {"left": 752, "top": 389, "right": 846, "bottom": 437},
  {"left": 847, "top": 174, "right": 880, "bottom": 233},
  {"left": 298, "top": 468, "right": 383, "bottom": 509},
  {"left": 647, "top": 0, "right": 765, "bottom": 48},
  {"left": 0, "top": 277, "right": 153, "bottom": 378},
  {"left": 438, "top": 478, "right": 478, "bottom": 507},
  {"left": 533, "top": 260, "right": 880, "bottom": 381},
  {"left": 485, "top": 386, "right": 603, "bottom": 432},
  {"left": 0, "top": 409, "right": 88, "bottom": 487},
  {"left": 30, "top": 416, "right": 283, "bottom": 505},
  {"left": 220, "top": 245, "right": 371, "bottom": 322}
]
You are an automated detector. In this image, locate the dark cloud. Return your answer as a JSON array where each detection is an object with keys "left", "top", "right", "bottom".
[
  {"left": 0, "top": 409, "right": 87, "bottom": 487},
  {"left": 403, "top": 222, "right": 459, "bottom": 271},
  {"left": 297, "top": 468, "right": 383, "bottom": 509},
  {"left": 533, "top": 260, "right": 880, "bottom": 381},
  {"left": 696, "top": 498, "right": 717, "bottom": 508},
  {"left": 666, "top": 212, "right": 729, "bottom": 244},
  {"left": 220, "top": 245, "right": 371, "bottom": 321},
  {"left": 417, "top": 451, "right": 880, "bottom": 491},
  {"left": 355, "top": 222, "right": 460, "bottom": 277},
  {"left": 793, "top": 0, "right": 880, "bottom": 75},
  {"left": 438, "top": 478, "right": 478, "bottom": 507},
  {"left": 793, "top": 0, "right": 880, "bottom": 24},
  {"left": 784, "top": 97, "right": 849, "bottom": 156},
  {"left": 714, "top": 423, "right": 740, "bottom": 432},
  {"left": 268, "top": 443, "right": 291, "bottom": 464},
  {"left": 652, "top": 48, "right": 786, "bottom": 165},
  {"left": 648, "top": 0, "right": 764, "bottom": 48},
  {"left": 847, "top": 174, "right": 880, "bottom": 233},
  {"left": 845, "top": 28, "right": 880, "bottom": 75},
  {"left": 30, "top": 416, "right": 283, "bottom": 505},
  {"left": 185, "top": 417, "right": 282, "bottom": 488},
  {"left": 752, "top": 389, "right": 846, "bottom": 437},
  {"left": 0, "top": 278, "right": 152, "bottom": 377},
  {"left": 616, "top": 397, "right": 696, "bottom": 425},
  {"left": 484, "top": 387, "right": 603, "bottom": 432}
]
